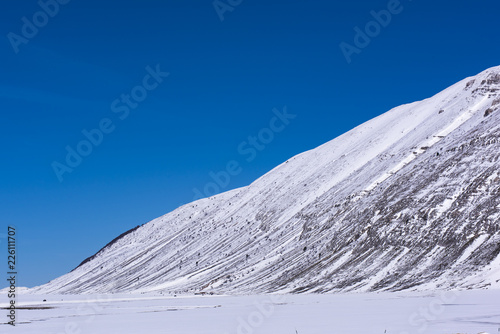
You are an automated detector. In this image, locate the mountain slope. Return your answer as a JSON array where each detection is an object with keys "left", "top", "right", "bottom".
[{"left": 33, "top": 66, "right": 500, "bottom": 294}]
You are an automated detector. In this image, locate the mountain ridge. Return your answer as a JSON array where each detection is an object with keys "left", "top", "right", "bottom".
[{"left": 32, "top": 65, "right": 500, "bottom": 295}]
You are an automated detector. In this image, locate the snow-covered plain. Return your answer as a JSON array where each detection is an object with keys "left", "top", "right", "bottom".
[{"left": 1, "top": 290, "right": 499, "bottom": 334}]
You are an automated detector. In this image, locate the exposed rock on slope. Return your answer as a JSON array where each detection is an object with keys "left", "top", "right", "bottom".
[{"left": 33, "top": 66, "right": 500, "bottom": 294}]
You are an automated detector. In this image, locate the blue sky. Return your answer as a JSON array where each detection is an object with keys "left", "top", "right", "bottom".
[{"left": 1, "top": 0, "right": 499, "bottom": 288}]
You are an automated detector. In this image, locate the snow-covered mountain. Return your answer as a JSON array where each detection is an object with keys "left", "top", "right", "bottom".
[{"left": 33, "top": 66, "right": 500, "bottom": 295}]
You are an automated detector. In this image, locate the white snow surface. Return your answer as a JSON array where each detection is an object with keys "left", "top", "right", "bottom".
[
  {"left": 1, "top": 290, "right": 499, "bottom": 334},
  {"left": 30, "top": 65, "right": 500, "bottom": 295}
]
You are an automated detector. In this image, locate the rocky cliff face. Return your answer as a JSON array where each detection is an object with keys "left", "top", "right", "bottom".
[{"left": 33, "top": 66, "right": 500, "bottom": 295}]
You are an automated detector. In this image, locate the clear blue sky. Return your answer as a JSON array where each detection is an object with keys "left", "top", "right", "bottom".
[{"left": 1, "top": 0, "right": 499, "bottom": 288}]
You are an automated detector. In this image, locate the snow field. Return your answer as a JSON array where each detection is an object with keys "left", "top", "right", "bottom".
[{"left": 1, "top": 290, "right": 499, "bottom": 334}]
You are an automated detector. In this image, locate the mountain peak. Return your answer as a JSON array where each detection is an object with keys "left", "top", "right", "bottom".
[{"left": 32, "top": 67, "right": 500, "bottom": 295}]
